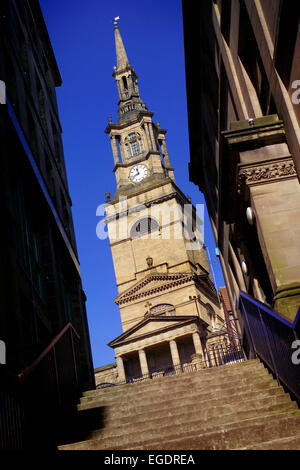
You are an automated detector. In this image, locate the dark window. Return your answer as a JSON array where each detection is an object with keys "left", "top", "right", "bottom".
[
  {"left": 238, "top": 1, "right": 270, "bottom": 114},
  {"left": 4, "top": 52, "right": 18, "bottom": 111},
  {"left": 26, "top": 105, "right": 38, "bottom": 161},
  {"left": 59, "top": 271, "right": 73, "bottom": 324},
  {"left": 122, "top": 76, "right": 128, "bottom": 90},
  {"left": 36, "top": 72, "right": 47, "bottom": 132},
  {"left": 221, "top": 0, "right": 232, "bottom": 43},
  {"left": 131, "top": 217, "right": 159, "bottom": 238},
  {"left": 10, "top": 180, "right": 45, "bottom": 302},
  {"left": 275, "top": 2, "right": 300, "bottom": 88}
]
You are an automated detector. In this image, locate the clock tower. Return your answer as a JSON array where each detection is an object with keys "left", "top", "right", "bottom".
[{"left": 104, "top": 20, "right": 223, "bottom": 383}]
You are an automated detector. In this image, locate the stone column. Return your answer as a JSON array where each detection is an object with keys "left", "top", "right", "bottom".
[
  {"left": 169, "top": 339, "right": 180, "bottom": 367},
  {"left": 192, "top": 332, "right": 204, "bottom": 357},
  {"left": 144, "top": 123, "right": 153, "bottom": 151},
  {"left": 148, "top": 122, "right": 157, "bottom": 151},
  {"left": 116, "top": 355, "right": 126, "bottom": 383},
  {"left": 161, "top": 139, "right": 171, "bottom": 168},
  {"left": 138, "top": 349, "right": 150, "bottom": 377},
  {"left": 110, "top": 135, "right": 120, "bottom": 166},
  {"left": 191, "top": 332, "right": 206, "bottom": 370}
]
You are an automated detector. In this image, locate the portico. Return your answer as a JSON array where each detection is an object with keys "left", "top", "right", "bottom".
[{"left": 109, "top": 315, "right": 208, "bottom": 382}]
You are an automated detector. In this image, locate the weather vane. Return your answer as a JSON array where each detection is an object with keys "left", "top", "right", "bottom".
[{"left": 114, "top": 16, "right": 120, "bottom": 26}]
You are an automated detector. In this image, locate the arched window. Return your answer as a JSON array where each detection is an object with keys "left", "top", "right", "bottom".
[
  {"left": 124, "top": 132, "right": 144, "bottom": 158},
  {"left": 150, "top": 304, "right": 176, "bottom": 316},
  {"left": 122, "top": 76, "right": 128, "bottom": 90},
  {"left": 130, "top": 217, "right": 159, "bottom": 238}
]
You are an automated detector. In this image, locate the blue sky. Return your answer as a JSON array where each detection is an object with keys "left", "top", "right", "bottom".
[{"left": 40, "top": 0, "right": 225, "bottom": 368}]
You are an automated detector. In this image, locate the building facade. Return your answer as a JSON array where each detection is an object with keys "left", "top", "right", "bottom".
[
  {"left": 182, "top": 0, "right": 300, "bottom": 333},
  {"left": 101, "top": 20, "right": 225, "bottom": 385},
  {"left": 0, "top": 0, "right": 94, "bottom": 394}
]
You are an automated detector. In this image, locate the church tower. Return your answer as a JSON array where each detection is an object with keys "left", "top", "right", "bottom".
[{"left": 104, "top": 20, "right": 222, "bottom": 383}]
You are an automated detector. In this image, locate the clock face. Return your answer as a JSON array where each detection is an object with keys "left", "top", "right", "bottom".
[{"left": 129, "top": 164, "right": 148, "bottom": 182}]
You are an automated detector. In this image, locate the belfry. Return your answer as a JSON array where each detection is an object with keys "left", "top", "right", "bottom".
[{"left": 104, "top": 20, "right": 223, "bottom": 383}]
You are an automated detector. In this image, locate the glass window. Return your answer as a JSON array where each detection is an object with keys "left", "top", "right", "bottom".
[
  {"left": 150, "top": 304, "right": 176, "bottom": 316},
  {"left": 130, "top": 140, "right": 139, "bottom": 156},
  {"left": 125, "top": 144, "right": 131, "bottom": 158}
]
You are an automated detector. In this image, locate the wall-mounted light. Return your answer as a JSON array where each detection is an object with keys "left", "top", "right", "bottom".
[
  {"left": 241, "top": 261, "right": 248, "bottom": 275},
  {"left": 246, "top": 207, "right": 255, "bottom": 225}
]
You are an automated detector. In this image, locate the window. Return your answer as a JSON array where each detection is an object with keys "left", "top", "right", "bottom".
[
  {"left": 125, "top": 144, "right": 131, "bottom": 158},
  {"left": 238, "top": 1, "right": 270, "bottom": 114},
  {"left": 275, "top": 2, "right": 300, "bottom": 88},
  {"left": 130, "top": 140, "right": 139, "bottom": 156},
  {"left": 129, "top": 133, "right": 136, "bottom": 140},
  {"left": 122, "top": 76, "right": 128, "bottom": 90},
  {"left": 124, "top": 132, "right": 144, "bottom": 158},
  {"left": 35, "top": 72, "right": 47, "bottom": 132},
  {"left": 150, "top": 304, "right": 176, "bottom": 316},
  {"left": 221, "top": 0, "right": 232, "bottom": 43},
  {"left": 10, "top": 180, "right": 45, "bottom": 301},
  {"left": 130, "top": 217, "right": 159, "bottom": 238}
]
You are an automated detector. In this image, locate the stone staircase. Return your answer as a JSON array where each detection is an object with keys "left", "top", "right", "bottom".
[{"left": 58, "top": 359, "right": 300, "bottom": 450}]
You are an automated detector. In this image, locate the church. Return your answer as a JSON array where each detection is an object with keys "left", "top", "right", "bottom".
[{"left": 95, "top": 20, "right": 225, "bottom": 386}]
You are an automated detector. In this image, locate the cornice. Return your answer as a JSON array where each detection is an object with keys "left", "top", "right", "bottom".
[
  {"left": 108, "top": 315, "right": 201, "bottom": 348},
  {"left": 237, "top": 157, "right": 296, "bottom": 191},
  {"left": 104, "top": 111, "right": 154, "bottom": 133},
  {"left": 115, "top": 273, "right": 196, "bottom": 306}
]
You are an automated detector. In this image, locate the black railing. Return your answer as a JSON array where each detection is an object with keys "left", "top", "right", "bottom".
[
  {"left": 0, "top": 323, "right": 81, "bottom": 449},
  {"left": 238, "top": 291, "right": 300, "bottom": 402},
  {"left": 18, "top": 322, "right": 81, "bottom": 449},
  {"left": 103, "top": 342, "right": 245, "bottom": 388},
  {"left": 0, "top": 367, "right": 25, "bottom": 450}
]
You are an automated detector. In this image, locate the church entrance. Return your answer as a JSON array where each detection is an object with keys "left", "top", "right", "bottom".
[{"left": 146, "top": 342, "right": 173, "bottom": 376}]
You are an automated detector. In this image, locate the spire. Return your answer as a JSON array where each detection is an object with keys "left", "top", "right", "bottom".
[
  {"left": 112, "top": 18, "right": 148, "bottom": 123},
  {"left": 114, "top": 18, "right": 129, "bottom": 71}
]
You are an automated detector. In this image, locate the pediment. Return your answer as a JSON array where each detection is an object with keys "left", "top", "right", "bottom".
[
  {"left": 115, "top": 272, "right": 196, "bottom": 305},
  {"left": 108, "top": 315, "right": 199, "bottom": 348}
]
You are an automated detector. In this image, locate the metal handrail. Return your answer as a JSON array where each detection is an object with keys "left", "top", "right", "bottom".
[
  {"left": 238, "top": 291, "right": 300, "bottom": 401},
  {"left": 18, "top": 322, "right": 80, "bottom": 383},
  {"left": 109, "top": 342, "right": 245, "bottom": 388}
]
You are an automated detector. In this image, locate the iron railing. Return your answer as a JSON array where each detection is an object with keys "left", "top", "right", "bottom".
[
  {"left": 99, "top": 341, "right": 245, "bottom": 388},
  {"left": 238, "top": 291, "right": 300, "bottom": 402},
  {"left": 0, "top": 367, "right": 25, "bottom": 450},
  {"left": 0, "top": 323, "right": 81, "bottom": 449},
  {"left": 18, "top": 322, "right": 81, "bottom": 449}
]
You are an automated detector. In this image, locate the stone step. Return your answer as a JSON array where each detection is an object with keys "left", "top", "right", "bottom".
[
  {"left": 80, "top": 369, "right": 271, "bottom": 406},
  {"left": 126, "top": 413, "right": 300, "bottom": 451},
  {"left": 87, "top": 397, "right": 296, "bottom": 442},
  {"left": 240, "top": 434, "right": 300, "bottom": 450},
  {"left": 58, "top": 410, "right": 300, "bottom": 450},
  {"left": 78, "top": 374, "right": 276, "bottom": 411},
  {"left": 81, "top": 364, "right": 268, "bottom": 404},
  {"left": 58, "top": 360, "right": 300, "bottom": 451},
  {"left": 83, "top": 360, "right": 264, "bottom": 399},
  {"left": 91, "top": 393, "right": 295, "bottom": 432}
]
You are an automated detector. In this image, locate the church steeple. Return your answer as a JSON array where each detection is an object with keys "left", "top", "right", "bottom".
[
  {"left": 105, "top": 19, "right": 175, "bottom": 192},
  {"left": 114, "top": 19, "right": 129, "bottom": 70},
  {"left": 112, "top": 19, "right": 147, "bottom": 123},
  {"left": 104, "top": 21, "right": 223, "bottom": 385}
]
